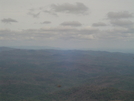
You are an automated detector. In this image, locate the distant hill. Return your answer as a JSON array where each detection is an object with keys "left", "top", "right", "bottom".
[
  {"left": 0, "top": 46, "right": 15, "bottom": 52},
  {"left": 4, "top": 46, "right": 62, "bottom": 50}
]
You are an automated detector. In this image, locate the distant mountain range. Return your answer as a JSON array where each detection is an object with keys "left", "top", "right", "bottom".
[
  {"left": 0, "top": 46, "right": 134, "bottom": 54},
  {"left": 0, "top": 46, "right": 61, "bottom": 50}
]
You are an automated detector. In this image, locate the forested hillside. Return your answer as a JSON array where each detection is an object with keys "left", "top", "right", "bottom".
[{"left": 0, "top": 47, "right": 134, "bottom": 101}]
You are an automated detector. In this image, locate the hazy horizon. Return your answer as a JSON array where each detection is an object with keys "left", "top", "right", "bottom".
[{"left": 0, "top": 45, "right": 134, "bottom": 54}]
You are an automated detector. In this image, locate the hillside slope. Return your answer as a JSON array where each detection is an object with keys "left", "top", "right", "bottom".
[{"left": 0, "top": 48, "right": 134, "bottom": 101}]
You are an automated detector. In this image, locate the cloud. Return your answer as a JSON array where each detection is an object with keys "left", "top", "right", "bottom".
[
  {"left": 29, "top": 2, "right": 89, "bottom": 16},
  {"left": 28, "top": 12, "right": 40, "bottom": 18},
  {"left": 0, "top": 29, "right": 20, "bottom": 40},
  {"left": 107, "top": 11, "right": 134, "bottom": 28},
  {"left": 28, "top": 26, "right": 99, "bottom": 40},
  {"left": 1, "top": 18, "right": 18, "bottom": 24},
  {"left": 40, "top": 26, "right": 77, "bottom": 32},
  {"left": 92, "top": 22, "right": 107, "bottom": 27},
  {"left": 60, "top": 21, "right": 82, "bottom": 27},
  {"left": 50, "top": 2, "right": 89, "bottom": 15},
  {"left": 0, "top": 26, "right": 99, "bottom": 41},
  {"left": 107, "top": 11, "right": 133, "bottom": 19},
  {"left": 29, "top": 8, "right": 35, "bottom": 12},
  {"left": 110, "top": 19, "right": 134, "bottom": 27},
  {"left": 42, "top": 21, "right": 51, "bottom": 24},
  {"left": 105, "top": 27, "right": 132, "bottom": 34},
  {"left": 79, "top": 27, "right": 99, "bottom": 35},
  {"left": 1, "top": 25, "right": 134, "bottom": 42},
  {"left": 44, "top": 10, "right": 58, "bottom": 16}
]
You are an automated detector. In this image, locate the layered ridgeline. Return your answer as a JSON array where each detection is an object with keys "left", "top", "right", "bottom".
[{"left": 0, "top": 47, "right": 134, "bottom": 101}]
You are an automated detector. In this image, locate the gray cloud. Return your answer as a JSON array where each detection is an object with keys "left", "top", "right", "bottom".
[
  {"left": 28, "top": 12, "right": 40, "bottom": 18},
  {"left": 100, "top": 27, "right": 134, "bottom": 41},
  {"left": 40, "top": 26, "right": 77, "bottom": 32},
  {"left": 0, "top": 26, "right": 99, "bottom": 41},
  {"left": 107, "top": 11, "right": 133, "bottom": 19},
  {"left": 44, "top": 10, "right": 58, "bottom": 16},
  {"left": 0, "top": 29, "right": 21, "bottom": 40},
  {"left": 79, "top": 28, "right": 99, "bottom": 35},
  {"left": 92, "top": 22, "right": 107, "bottom": 27},
  {"left": 50, "top": 2, "right": 89, "bottom": 15},
  {"left": 24, "top": 27, "right": 99, "bottom": 40},
  {"left": 1, "top": 25, "right": 134, "bottom": 42},
  {"left": 29, "top": 2, "right": 89, "bottom": 16},
  {"left": 110, "top": 19, "right": 134, "bottom": 27},
  {"left": 29, "top": 8, "right": 35, "bottom": 12},
  {"left": 60, "top": 21, "right": 82, "bottom": 27},
  {"left": 1, "top": 18, "right": 18, "bottom": 24},
  {"left": 105, "top": 27, "right": 132, "bottom": 34},
  {"left": 42, "top": 21, "right": 51, "bottom": 24}
]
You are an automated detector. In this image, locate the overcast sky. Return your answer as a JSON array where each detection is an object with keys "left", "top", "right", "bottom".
[{"left": 0, "top": 0, "right": 134, "bottom": 52}]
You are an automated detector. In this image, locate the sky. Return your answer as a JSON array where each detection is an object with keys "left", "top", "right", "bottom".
[{"left": 0, "top": 0, "right": 134, "bottom": 52}]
